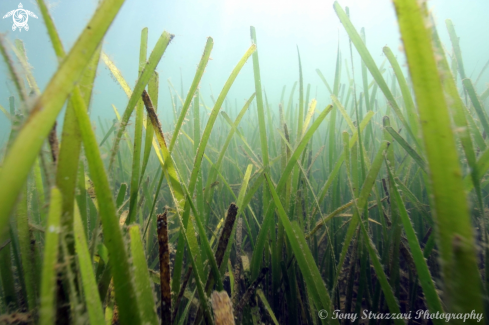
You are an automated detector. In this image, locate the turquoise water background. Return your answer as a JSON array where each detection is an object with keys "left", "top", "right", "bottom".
[{"left": 0, "top": 0, "right": 487, "bottom": 144}]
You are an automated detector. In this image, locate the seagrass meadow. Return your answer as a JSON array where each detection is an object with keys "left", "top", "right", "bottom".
[{"left": 0, "top": 0, "right": 489, "bottom": 324}]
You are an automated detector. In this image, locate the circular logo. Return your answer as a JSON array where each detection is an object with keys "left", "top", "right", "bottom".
[
  {"left": 2, "top": 3, "right": 38, "bottom": 32},
  {"left": 318, "top": 310, "right": 329, "bottom": 319},
  {"left": 13, "top": 9, "right": 28, "bottom": 27}
]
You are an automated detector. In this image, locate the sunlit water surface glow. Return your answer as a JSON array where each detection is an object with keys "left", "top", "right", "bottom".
[{"left": 0, "top": 0, "right": 487, "bottom": 143}]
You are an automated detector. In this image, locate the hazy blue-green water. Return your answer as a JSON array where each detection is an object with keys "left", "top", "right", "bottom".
[
  {"left": 0, "top": 1, "right": 488, "bottom": 322},
  {"left": 0, "top": 0, "right": 487, "bottom": 144}
]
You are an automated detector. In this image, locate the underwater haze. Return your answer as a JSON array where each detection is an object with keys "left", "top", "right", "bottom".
[
  {"left": 0, "top": 0, "right": 488, "bottom": 141},
  {"left": 1, "top": 0, "right": 489, "bottom": 324}
]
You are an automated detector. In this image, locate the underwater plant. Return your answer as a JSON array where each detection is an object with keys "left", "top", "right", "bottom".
[{"left": 0, "top": 0, "right": 488, "bottom": 324}]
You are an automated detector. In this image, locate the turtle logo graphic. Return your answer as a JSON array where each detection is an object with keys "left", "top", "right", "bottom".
[{"left": 3, "top": 3, "right": 38, "bottom": 32}]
